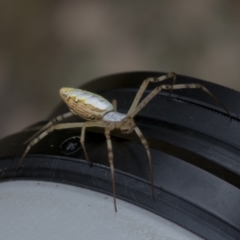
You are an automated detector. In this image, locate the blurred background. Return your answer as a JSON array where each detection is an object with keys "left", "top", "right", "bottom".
[{"left": 0, "top": 0, "right": 240, "bottom": 139}]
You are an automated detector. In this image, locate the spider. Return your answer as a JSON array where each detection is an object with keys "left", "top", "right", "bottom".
[{"left": 17, "top": 73, "right": 230, "bottom": 211}]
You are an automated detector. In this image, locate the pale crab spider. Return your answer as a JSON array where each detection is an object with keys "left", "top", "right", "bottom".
[{"left": 18, "top": 72, "right": 230, "bottom": 212}]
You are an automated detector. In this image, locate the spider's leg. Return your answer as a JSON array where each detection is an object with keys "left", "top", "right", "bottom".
[
  {"left": 24, "top": 112, "right": 73, "bottom": 144},
  {"left": 128, "top": 85, "right": 166, "bottom": 118},
  {"left": 127, "top": 72, "right": 176, "bottom": 115},
  {"left": 167, "top": 83, "right": 230, "bottom": 116},
  {"left": 128, "top": 83, "right": 230, "bottom": 118},
  {"left": 79, "top": 121, "right": 107, "bottom": 165},
  {"left": 105, "top": 127, "right": 117, "bottom": 212},
  {"left": 75, "top": 121, "right": 117, "bottom": 210},
  {"left": 133, "top": 125, "right": 154, "bottom": 199},
  {"left": 112, "top": 99, "right": 117, "bottom": 112},
  {"left": 80, "top": 123, "right": 91, "bottom": 165},
  {"left": 17, "top": 122, "right": 85, "bottom": 170},
  {"left": 168, "top": 73, "right": 177, "bottom": 97}
]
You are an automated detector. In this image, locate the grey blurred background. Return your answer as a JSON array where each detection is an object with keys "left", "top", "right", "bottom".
[{"left": 0, "top": 0, "right": 240, "bottom": 139}]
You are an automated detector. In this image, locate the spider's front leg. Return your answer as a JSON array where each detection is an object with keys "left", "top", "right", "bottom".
[
  {"left": 128, "top": 83, "right": 230, "bottom": 118},
  {"left": 127, "top": 72, "right": 176, "bottom": 115}
]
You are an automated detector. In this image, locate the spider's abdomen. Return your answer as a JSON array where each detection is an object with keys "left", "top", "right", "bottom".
[{"left": 60, "top": 88, "right": 114, "bottom": 121}]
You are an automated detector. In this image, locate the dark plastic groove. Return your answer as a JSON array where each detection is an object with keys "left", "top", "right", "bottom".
[{"left": 0, "top": 71, "right": 240, "bottom": 240}]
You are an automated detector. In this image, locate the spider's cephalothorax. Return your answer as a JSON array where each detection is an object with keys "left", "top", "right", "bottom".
[{"left": 18, "top": 72, "right": 230, "bottom": 212}]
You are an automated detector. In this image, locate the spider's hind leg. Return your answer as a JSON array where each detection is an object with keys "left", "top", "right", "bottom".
[
  {"left": 17, "top": 124, "right": 57, "bottom": 170},
  {"left": 24, "top": 112, "right": 73, "bottom": 145},
  {"left": 17, "top": 122, "right": 85, "bottom": 171}
]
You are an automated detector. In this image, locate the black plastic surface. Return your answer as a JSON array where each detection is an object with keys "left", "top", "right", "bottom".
[{"left": 0, "top": 72, "right": 240, "bottom": 240}]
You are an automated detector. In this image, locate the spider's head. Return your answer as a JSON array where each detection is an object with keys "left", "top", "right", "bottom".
[{"left": 119, "top": 117, "right": 134, "bottom": 134}]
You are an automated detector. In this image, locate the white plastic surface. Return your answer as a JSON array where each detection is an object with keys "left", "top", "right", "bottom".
[{"left": 0, "top": 181, "right": 203, "bottom": 240}]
